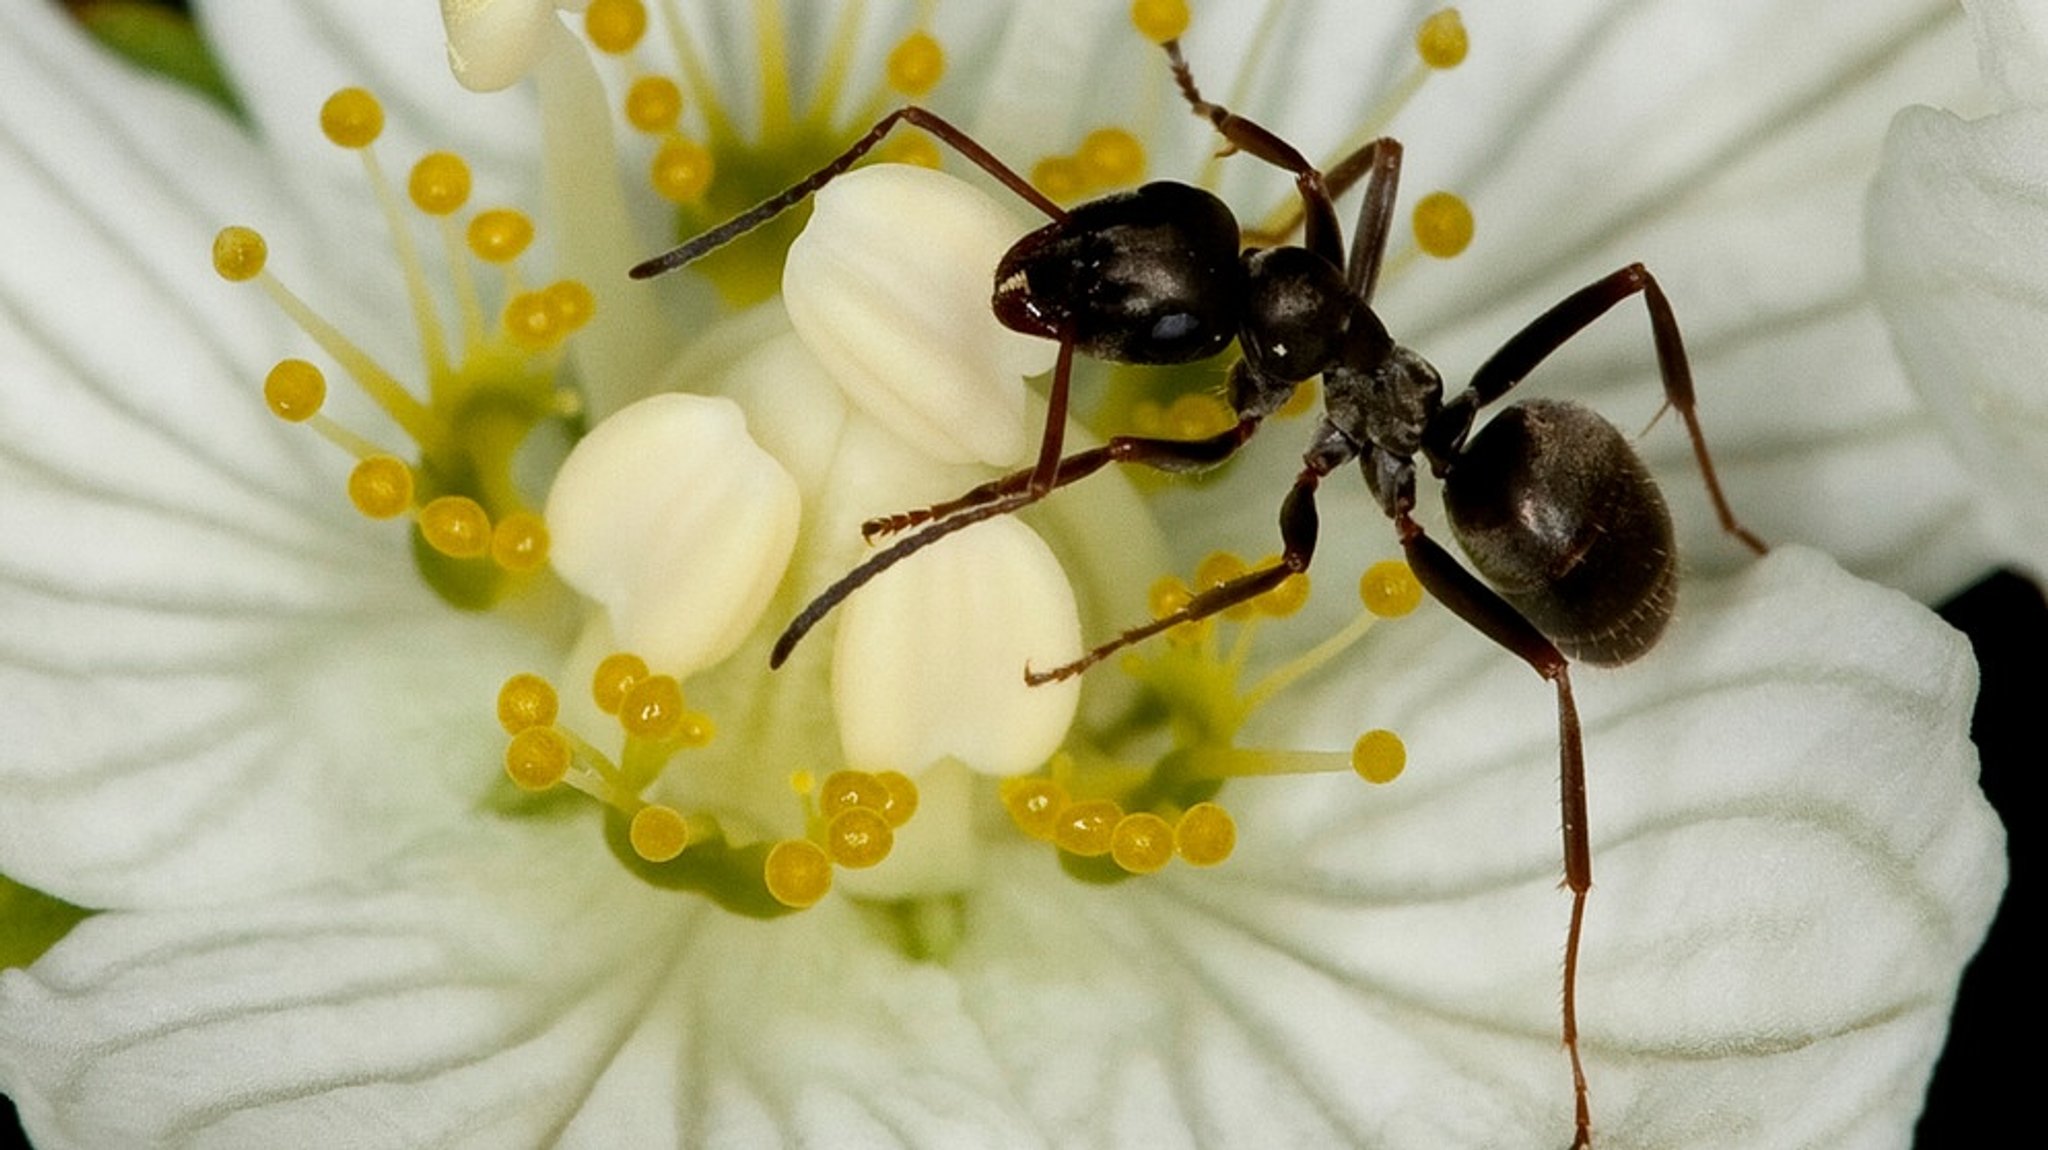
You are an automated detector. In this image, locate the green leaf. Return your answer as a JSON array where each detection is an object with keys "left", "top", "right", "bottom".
[
  {"left": 73, "top": 1, "right": 243, "bottom": 118},
  {"left": 0, "top": 875, "right": 92, "bottom": 970}
]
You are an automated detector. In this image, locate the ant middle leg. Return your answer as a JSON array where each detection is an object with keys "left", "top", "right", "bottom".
[
  {"left": 1440, "top": 264, "right": 1767, "bottom": 555},
  {"left": 771, "top": 417, "right": 1266, "bottom": 668}
]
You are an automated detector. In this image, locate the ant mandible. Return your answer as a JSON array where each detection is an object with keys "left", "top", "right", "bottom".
[{"left": 632, "top": 32, "right": 1767, "bottom": 1150}]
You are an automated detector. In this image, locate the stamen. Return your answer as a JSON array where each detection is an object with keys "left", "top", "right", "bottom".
[
  {"left": 629, "top": 804, "right": 691, "bottom": 862},
  {"left": 625, "top": 75, "right": 683, "bottom": 133},
  {"left": 617, "top": 673, "right": 686, "bottom": 740},
  {"left": 1054, "top": 798, "right": 1122, "bottom": 858},
  {"left": 1413, "top": 191, "right": 1475, "bottom": 259},
  {"left": 347, "top": 456, "right": 415, "bottom": 520},
  {"left": 818, "top": 769, "right": 889, "bottom": 818},
  {"left": 1196, "top": 550, "right": 1258, "bottom": 622},
  {"left": 407, "top": 152, "right": 473, "bottom": 216},
  {"left": 262, "top": 359, "right": 326, "bottom": 422},
  {"left": 1174, "top": 802, "right": 1236, "bottom": 866},
  {"left": 318, "top": 86, "right": 384, "bottom": 149},
  {"left": 1078, "top": 127, "right": 1146, "bottom": 188},
  {"left": 824, "top": 807, "right": 893, "bottom": 868},
  {"left": 1111, "top": 812, "right": 1176, "bottom": 874},
  {"left": 885, "top": 30, "right": 945, "bottom": 97},
  {"left": 585, "top": 0, "right": 648, "bottom": 55},
  {"left": 418, "top": 495, "right": 492, "bottom": 559},
  {"left": 875, "top": 770, "right": 919, "bottom": 828},
  {"left": 592, "top": 652, "right": 650, "bottom": 715},
  {"left": 1130, "top": 0, "right": 1190, "bottom": 45},
  {"left": 210, "top": 225, "right": 266, "bottom": 281},
  {"left": 496, "top": 672, "right": 560, "bottom": 733},
  {"left": 1352, "top": 729, "right": 1407, "bottom": 784},
  {"left": 505, "top": 725, "right": 572, "bottom": 791},
  {"left": 467, "top": 208, "right": 535, "bottom": 263},
  {"left": 1030, "top": 155, "right": 1087, "bottom": 203},
  {"left": 1002, "top": 776, "right": 1069, "bottom": 842},
  {"left": 651, "top": 138, "right": 715, "bottom": 203},
  {"left": 764, "top": 840, "right": 833, "bottom": 908},
  {"left": 489, "top": 511, "right": 551, "bottom": 573},
  {"left": 1360, "top": 559, "right": 1425, "bottom": 618},
  {"left": 1416, "top": 8, "right": 1470, "bottom": 70}
]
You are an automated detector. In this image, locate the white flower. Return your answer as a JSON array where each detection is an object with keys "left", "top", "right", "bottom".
[
  {"left": 1868, "top": 0, "right": 2048, "bottom": 586},
  {"left": 0, "top": 3, "right": 2004, "bottom": 1149}
]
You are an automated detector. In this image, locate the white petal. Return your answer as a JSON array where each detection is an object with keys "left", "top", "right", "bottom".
[
  {"left": 0, "top": 5, "right": 548, "bottom": 907},
  {"left": 956, "top": 548, "right": 2002, "bottom": 1147},
  {"left": 545, "top": 394, "right": 801, "bottom": 677},
  {"left": 832, "top": 517, "right": 1081, "bottom": 777},
  {"left": 1868, "top": 76, "right": 2048, "bottom": 583},
  {"left": 440, "top": 0, "right": 579, "bottom": 92},
  {"left": 0, "top": 818, "right": 1040, "bottom": 1150},
  {"left": 1965, "top": 0, "right": 2048, "bottom": 107},
  {"left": 783, "top": 164, "right": 1056, "bottom": 468}
]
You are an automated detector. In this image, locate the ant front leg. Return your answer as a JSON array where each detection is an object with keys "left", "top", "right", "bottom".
[
  {"left": 1394, "top": 513, "right": 1594, "bottom": 1150},
  {"left": 1436, "top": 264, "right": 1767, "bottom": 555},
  {"left": 630, "top": 106, "right": 1066, "bottom": 279},
  {"left": 771, "top": 417, "right": 1265, "bottom": 668}
]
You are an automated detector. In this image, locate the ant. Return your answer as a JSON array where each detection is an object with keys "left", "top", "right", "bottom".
[{"left": 633, "top": 32, "right": 1766, "bottom": 1150}]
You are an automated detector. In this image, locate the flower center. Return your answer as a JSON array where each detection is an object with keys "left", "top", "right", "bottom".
[{"left": 212, "top": 86, "right": 586, "bottom": 610}]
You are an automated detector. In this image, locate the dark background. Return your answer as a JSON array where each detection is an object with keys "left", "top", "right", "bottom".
[{"left": 4, "top": 2, "right": 2029, "bottom": 1145}]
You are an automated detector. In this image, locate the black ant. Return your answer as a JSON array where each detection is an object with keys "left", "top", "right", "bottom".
[{"left": 632, "top": 34, "right": 1765, "bottom": 1150}]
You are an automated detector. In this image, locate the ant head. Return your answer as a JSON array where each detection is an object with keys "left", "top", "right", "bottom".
[{"left": 993, "top": 182, "right": 1242, "bottom": 366}]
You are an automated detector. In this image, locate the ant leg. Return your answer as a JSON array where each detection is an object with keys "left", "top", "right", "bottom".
[
  {"left": 630, "top": 106, "right": 1067, "bottom": 279},
  {"left": 865, "top": 411, "right": 1254, "bottom": 541},
  {"left": 1024, "top": 459, "right": 1327, "bottom": 684},
  {"left": 1396, "top": 515, "right": 1594, "bottom": 1150},
  {"left": 1337, "top": 139, "right": 1402, "bottom": 305},
  {"left": 770, "top": 419, "right": 1264, "bottom": 668},
  {"left": 1442, "top": 263, "right": 1766, "bottom": 554},
  {"left": 1160, "top": 40, "right": 1345, "bottom": 269}
]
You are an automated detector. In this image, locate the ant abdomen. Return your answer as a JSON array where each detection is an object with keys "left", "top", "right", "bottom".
[{"left": 1441, "top": 399, "right": 1675, "bottom": 666}]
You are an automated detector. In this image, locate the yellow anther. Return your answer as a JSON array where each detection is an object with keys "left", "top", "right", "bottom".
[
  {"left": 624, "top": 75, "right": 682, "bottom": 133},
  {"left": 1277, "top": 378, "right": 1318, "bottom": 419},
  {"left": 1413, "top": 191, "right": 1474, "bottom": 259},
  {"left": 407, "top": 152, "right": 472, "bottom": 216},
  {"left": 824, "top": 807, "right": 893, "bottom": 869},
  {"left": 1130, "top": 0, "right": 1190, "bottom": 44},
  {"left": 651, "top": 138, "right": 715, "bottom": 203},
  {"left": 674, "top": 711, "right": 716, "bottom": 748},
  {"left": 262, "top": 359, "right": 326, "bottom": 422},
  {"left": 1359, "top": 559, "right": 1424, "bottom": 618},
  {"left": 1078, "top": 127, "right": 1146, "bottom": 187},
  {"left": 887, "top": 29, "right": 946, "bottom": 96},
  {"left": 505, "top": 725, "right": 571, "bottom": 791},
  {"left": 319, "top": 87, "right": 384, "bottom": 149},
  {"left": 591, "top": 653, "right": 649, "bottom": 715},
  {"left": 818, "top": 769, "right": 889, "bottom": 818},
  {"left": 467, "top": 208, "right": 534, "bottom": 264},
  {"left": 1195, "top": 551, "right": 1247, "bottom": 592},
  {"left": 881, "top": 132, "right": 941, "bottom": 170},
  {"left": 1030, "top": 155, "right": 1087, "bottom": 203},
  {"left": 1174, "top": 801, "right": 1236, "bottom": 866},
  {"left": 489, "top": 511, "right": 550, "bottom": 573},
  {"left": 419, "top": 495, "right": 492, "bottom": 559},
  {"left": 874, "top": 770, "right": 919, "bottom": 828},
  {"left": 1163, "top": 393, "right": 1235, "bottom": 438},
  {"left": 629, "top": 804, "right": 690, "bottom": 862},
  {"left": 1352, "top": 728, "right": 1407, "bottom": 784},
  {"left": 1151, "top": 576, "right": 1195, "bottom": 623},
  {"left": 211, "top": 226, "right": 268, "bottom": 282},
  {"left": 618, "top": 673, "right": 685, "bottom": 740},
  {"left": 503, "top": 291, "right": 564, "bottom": 350},
  {"left": 347, "top": 456, "right": 415, "bottom": 520},
  {"left": 585, "top": 0, "right": 647, "bottom": 53},
  {"left": 764, "top": 839, "right": 833, "bottom": 908},
  {"left": 544, "top": 279, "right": 596, "bottom": 333},
  {"left": 1261, "top": 568, "right": 1311, "bottom": 618},
  {"left": 1111, "top": 812, "right": 1176, "bottom": 875},
  {"left": 1002, "top": 777, "right": 1069, "bottom": 842},
  {"left": 789, "top": 769, "right": 816, "bottom": 796},
  {"left": 1054, "top": 798, "right": 1121, "bottom": 858},
  {"left": 1416, "top": 9, "right": 1469, "bottom": 70},
  {"left": 496, "top": 672, "right": 559, "bottom": 734}
]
